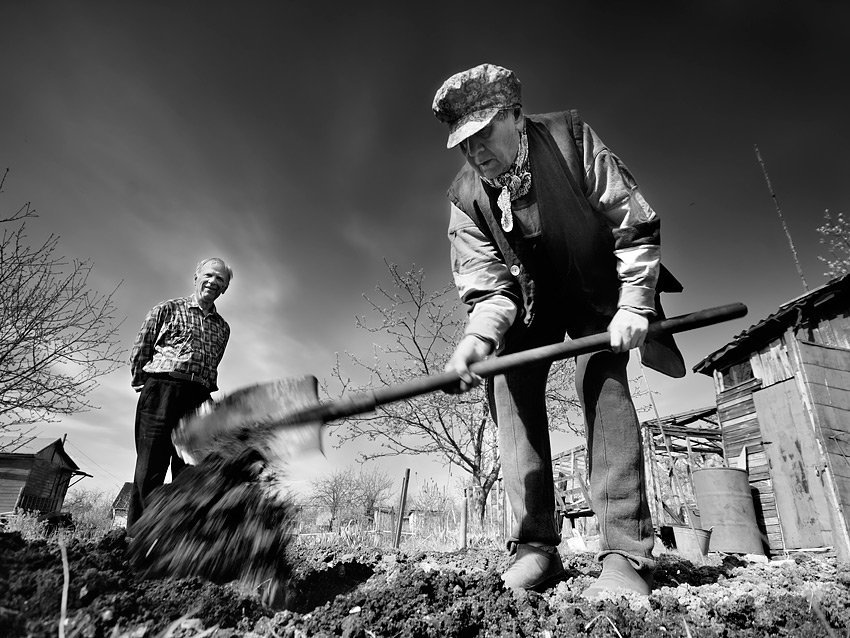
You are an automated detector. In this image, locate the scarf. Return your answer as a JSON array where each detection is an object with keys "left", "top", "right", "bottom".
[{"left": 483, "top": 129, "right": 531, "bottom": 232}]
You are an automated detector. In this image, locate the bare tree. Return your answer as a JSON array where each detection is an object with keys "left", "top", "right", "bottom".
[
  {"left": 353, "top": 466, "right": 394, "bottom": 520},
  {"left": 309, "top": 467, "right": 358, "bottom": 531},
  {"left": 545, "top": 358, "right": 584, "bottom": 434},
  {"left": 408, "top": 477, "right": 457, "bottom": 514},
  {"left": 327, "top": 262, "right": 584, "bottom": 524},
  {"left": 0, "top": 169, "right": 124, "bottom": 440},
  {"left": 817, "top": 209, "right": 850, "bottom": 278},
  {"left": 327, "top": 263, "right": 497, "bottom": 523}
]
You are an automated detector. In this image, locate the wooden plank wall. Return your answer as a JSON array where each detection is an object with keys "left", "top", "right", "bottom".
[
  {"left": 748, "top": 338, "right": 795, "bottom": 551},
  {"left": 715, "top": 376, "right": 783, "bottom": 551},
  {"left": 753, "top": 379, "right": 833, "bottom": 549},
  {"left": 811, "top": 313, "right": 850, "bottom": 349},
  {"left": 798, "top": 341, "right": 850, "bottom": 543},
  {"left": 0, "top": 456, "right": 31, "bottom": 512},
  {"left": 26, "top": 459, "right": 63, "bottom": 500},
  {"left": 717, "top": 377, "right": 762, "bottom": 460},
  {"left": 751, "top": 339, "right": 795, "bottom": 387}
]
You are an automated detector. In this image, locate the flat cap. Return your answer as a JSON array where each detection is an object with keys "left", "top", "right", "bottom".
[{"left": 432, "top": 63, "right": 522, "bottom": 149}]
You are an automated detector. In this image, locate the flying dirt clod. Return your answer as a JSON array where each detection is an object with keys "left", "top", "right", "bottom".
[{"left": 127, "top": 448, "right": 294, "bottom": 607}]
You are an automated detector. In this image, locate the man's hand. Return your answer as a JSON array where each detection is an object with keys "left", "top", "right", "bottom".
[
  {"left": 608, "top": 308, "right": 650, "bottom": 352},
  {"left": 444, "top": 334, "right": 493, "bottom": 393}
]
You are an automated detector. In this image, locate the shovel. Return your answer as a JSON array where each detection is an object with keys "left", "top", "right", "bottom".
[
  {"left": 130, "top": 302, "right": 745, "bottom": 597},
  {"left": 173, "top": 302, "right": 747, "bottom": 468}
]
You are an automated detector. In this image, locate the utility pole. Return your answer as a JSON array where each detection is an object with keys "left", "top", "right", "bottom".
[{"left": 754, "top": 144, "right": 809, "bottom": 292}]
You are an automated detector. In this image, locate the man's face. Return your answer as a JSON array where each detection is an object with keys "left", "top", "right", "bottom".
[
  {"left": 194, "top": 261, "right": 230, "bottom": 305},
  {"left": 459, "top": 110, "right": 523, "bottom": 180}
]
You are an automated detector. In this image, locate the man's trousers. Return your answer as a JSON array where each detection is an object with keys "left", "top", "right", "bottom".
[
  {"left": 127, "top": 374, "right": 210, "bottom": 534},
  {"left": 492, "top": 325, "right": 655, "bottom": 568}
]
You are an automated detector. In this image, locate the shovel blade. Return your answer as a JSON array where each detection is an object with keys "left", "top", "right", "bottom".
[{"left": 173, "top": 375, "right": 324, "bottom": 467}]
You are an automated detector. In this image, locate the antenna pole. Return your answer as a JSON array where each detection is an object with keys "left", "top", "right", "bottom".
[{"left": 754, "top": 144, "right": 809, "bottom": 291}]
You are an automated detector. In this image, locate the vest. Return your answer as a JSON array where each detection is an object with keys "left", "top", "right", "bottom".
[{"left": 447, "top": 110, "right": 685, "bottom": 378}]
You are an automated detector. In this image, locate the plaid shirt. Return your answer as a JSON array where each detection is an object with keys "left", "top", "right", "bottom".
[{"left": 130, "top": 295, "right": 230, "bottom": 391}]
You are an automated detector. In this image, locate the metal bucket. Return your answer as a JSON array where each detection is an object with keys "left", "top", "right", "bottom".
[
  {"left": 672, "top": 526, "right": 711, "bottom": 562},
  {"left": 692, "top": 467, "right": 765, "bottom": 555}
]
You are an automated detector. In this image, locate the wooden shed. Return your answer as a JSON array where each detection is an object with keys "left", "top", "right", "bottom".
[
  {"left": 0, "top": 436, "right": 91, "bottom": 514},
  {"left": 641, "top": 406, "right": 725, "bottom": 527},
  {"left": 553, "top": 407, "right": 723, "bottom": 538},
  {"left": 693, "top": 273, "right": 850, "bottom": 559},
  {"left": 111, "top": 482, "right": 133, "bottom": 528}
]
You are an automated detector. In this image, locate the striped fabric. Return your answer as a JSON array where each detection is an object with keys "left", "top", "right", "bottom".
[{"left": 130, "top": 296, "right": 230, "bottom": 391}]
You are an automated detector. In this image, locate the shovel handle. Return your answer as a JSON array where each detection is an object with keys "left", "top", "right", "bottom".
[{"left": 315, "top": 302, "right": 747, "bottom": 423}]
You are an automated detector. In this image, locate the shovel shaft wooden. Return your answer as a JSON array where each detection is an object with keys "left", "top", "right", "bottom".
[{"left": 314, "top": 302, "right": 747, "bottom": 424}]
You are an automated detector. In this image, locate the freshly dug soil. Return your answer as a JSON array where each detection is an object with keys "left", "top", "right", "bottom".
[
  {"left": 1, "top": 529, "right": 849, "bottom": 637},
  {"left": 127, "top": 450, "right": 294, "bottom": 603}
]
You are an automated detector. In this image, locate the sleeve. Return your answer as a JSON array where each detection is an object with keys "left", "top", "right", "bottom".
[
  {"left": 214, "top": 324, "right": 230, "bottom": 368},
  {"left": 129, "top": 303, "right": 166, "bottom": 389},
  {"left": 210, "top": 322, "right": 230, "bottom": 391},
  {"left": 448, "top": 204, "right": 518, "bottom": 348},
  {"left": 581, "top": 121, "right": 660, "bottom": 315}
]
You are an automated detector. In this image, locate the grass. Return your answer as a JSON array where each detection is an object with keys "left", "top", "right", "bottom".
[
  {"left": 293, "top": 516, "right": 506, "bottom": 553},
  {"left": 1, "top": 510, "right": 55, "bottom": 541},
  {"left": 1, "top": 508, "right": 116, "bottom": 545}
]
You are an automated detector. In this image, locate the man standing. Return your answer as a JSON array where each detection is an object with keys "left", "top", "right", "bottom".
[
  {"left": 432, "top": 64, "right": 684, "bottom": 598},
  {"left": 127, "top": 257, "right": 233, "bottom": 533}
]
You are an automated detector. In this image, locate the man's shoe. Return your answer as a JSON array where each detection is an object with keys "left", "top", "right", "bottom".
[
  {"left": 581, "top": 554, "right": 653, "bottom": 600},
  {"left": 502, "top": 543, "right": 566, "bottom": 591}
]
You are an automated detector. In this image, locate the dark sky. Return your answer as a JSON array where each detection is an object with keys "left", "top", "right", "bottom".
[{"left": 2, "top": 1, "right": 849, "bottom": 495}]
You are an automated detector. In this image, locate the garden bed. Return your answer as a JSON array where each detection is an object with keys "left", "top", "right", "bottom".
[{"left": 1, "top": 529, "right": 849, "bottom": 637}]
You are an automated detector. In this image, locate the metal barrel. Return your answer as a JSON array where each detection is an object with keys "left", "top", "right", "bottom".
[
  {"left": 672, "top": 525, "right": 712, "bottom": 562},
  {"left": 692, "top": 467, "right": 765, "bottom": 555}
]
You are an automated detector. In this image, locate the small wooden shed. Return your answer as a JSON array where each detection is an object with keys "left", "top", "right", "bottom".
[
  {"left": 111, "top": 482, "right": 133, "bottom": 528},
  {"left": 693, "top": 273, "right": 850, "bottom": 559},
  {"left": 552, "top": 445, "right": 592, "bottom": 518},
  {"left": 553, "top": 407, "right": 723, "bottom": 537},
  {"left": 641, "top": 406, "right": 725, "bottom": 526},
  {"left": 0, "top": 436, "right": 91, "bottom": 514}
]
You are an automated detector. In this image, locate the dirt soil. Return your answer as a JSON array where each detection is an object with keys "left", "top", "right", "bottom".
[{"left": 2, "top": 530, "right": 849, "bottom": 638}]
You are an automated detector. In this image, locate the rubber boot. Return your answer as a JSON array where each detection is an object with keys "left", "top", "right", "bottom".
[
  {"left": 502, "top": 543, "right": 566, "bottom": 592},
  {"left": 581, "top": 553, "right": 653, "bottom": 600}
]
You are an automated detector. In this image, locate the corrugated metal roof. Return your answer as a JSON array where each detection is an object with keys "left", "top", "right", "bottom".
[{"left": 693, "top": 272, "right": 850, "bottom": 376}]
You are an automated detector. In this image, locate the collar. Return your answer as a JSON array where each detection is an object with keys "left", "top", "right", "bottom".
[{"left": 188, "top": 294, "right": 217, "bottom": 316}]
